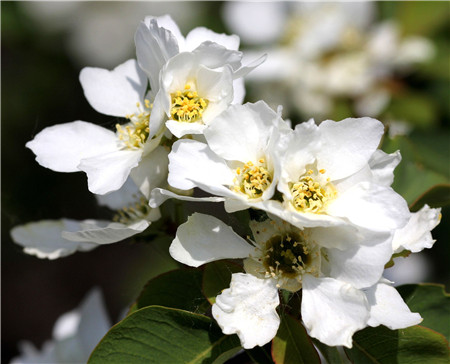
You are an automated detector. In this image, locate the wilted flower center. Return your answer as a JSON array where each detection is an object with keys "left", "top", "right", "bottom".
[
  {"left": 263, "top": 234, "right": 312, "bottom": 279},
  {"left": 233, "top": 159, "right": 272, "bottom": 198},
  {"left": 170, "top": 84, "right": 209, "bottom": 123},
  {"left": 113, "top": 196, "right": 152, "bottom": 224},
  {"left": 290, "top": 169, "right": 336, "bottom": 213},
  {"left": 116, "top": 100, "right": 151, "bottom": 150}
]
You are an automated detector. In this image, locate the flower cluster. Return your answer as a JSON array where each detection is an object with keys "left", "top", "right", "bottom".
[{"left": 11, "top": 12, "right": 442, "bottom": 358}]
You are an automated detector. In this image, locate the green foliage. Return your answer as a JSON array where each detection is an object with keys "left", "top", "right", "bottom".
[
  {"left": 128, "top": 268, "right": 209, "bottom": 315},
  {"left": 397, "top": 283, "right": 450, "bottom": 341},
  {"left": 88, "top": 306, "right": 241, "bottom": 364},
  {"left": 272, "top": 314, "right": 320, "bottom": 364},
  {"left": 387, "top": 93, "right": 437, "bottom": 129},
  {"left": 312, "top": 339, "right": 348, "bottom": 364},
  {"left": 410, "top": 184, "right": 450, "bottom": 211},
  {"left": 382, "top": 134, "right": 449, "bottom": 205},
  {"left": 345, "top": 325, "right": 450, "bottom": 364},
  {"left": 202, "top": 260, "right": 242, "bottom": 304}
]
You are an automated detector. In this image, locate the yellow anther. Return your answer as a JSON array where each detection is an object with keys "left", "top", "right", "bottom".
[{"left": 319, "top": 169, "right": 326, "bottom": 174}]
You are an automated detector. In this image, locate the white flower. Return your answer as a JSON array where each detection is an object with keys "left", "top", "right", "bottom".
[
  {"left": 392, "top": 204, "right": 441, "bottom": 253},
  {"left": 161, "top": 101, "right": 289, "bottom": 211},
  {"left": 135, "top": 15, "right": 266, "bottom": 138},
  {"left": 169, "top": 212, "right": 418, "bottom": 348},
  {"left": 26, "top": 59, "right": 167, "bottom": 195},
  {"left": 11, "top": 288, "right": 111, "bottom": 364},
  {"left": 268, "top": 117, "right": 410, "bottom": 234},
  {"left": 10, "top": 179, "right": 160, "bottom": 259},
  {"left": 224, "top": 2, "right": 434, "bottom": 119}
]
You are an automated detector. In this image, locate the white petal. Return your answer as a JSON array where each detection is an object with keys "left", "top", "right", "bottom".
[
  {"left": 62, "top": 219, "right": 151, "bottom": 245},
  {"left": 212, "top": 273, "right": 280, "bottom": 349},
  {"left": 95, "top": 178, "right": 141, "bottom": 210},
  {"left": 79, "top": 59, "right": 147, "bottom": 117},
  {"left": 325, "top": 230, "right": 393, "bottom": 288},
  {"left": 169, "top": 213, "right": 253, "bottom": 267},
  {"left": 328, "top": 182, "right": 410, "bottom": 232},
  {"left": 392, "top": 205, "right": 441, "bottom": 253},
  {"left": 366, "top": 282, "right": 422, "bottom": 329},
  {"left": 10, "top": 219, "right": 98, "bottom": 259},
  {"left": 302, "top": 275, "right": 369, "bottom": 348},
  {"left": 203, "top": 101, "right": 278, "bottom": 163},
  {"left": 135, "top": 18, "right": 179, "bottom": 92},
  {"left": 150, "top": 15, "right": 184, "bottom": 46},
  {"left": 368, "top": 150, "right": 401, "bottom": 187},
  {"left": 317, "top": 117, "right": 385, "bottom": 180},
  {"left": 232, "top": 78, "right": 245, "bottom": 105},
  {"left": 78, "top": 149, "right": 143, "bottom": 195},
  {"left": 130, "top": 146, "right": 169, "bottom": 199},
  {"left": 75, "top": 288, "right": 112, "bottom": 355},
  {"left": 149, "top": 188, "right": 224, "bottom": 208},
  {"left": 26, "top": 121, "right": 118, "bottom": 172},
  {"left": 168, "top": 139, "right": 234, "bottom": 191},
  {"left": 185, "top": 27, "right": 240, "bottom": 51},
  {"left": 165, "top": 119, "right": 207, "bottom": 138},
  {"left": 192, "top": 41, "right": 242, "bottom": 71}
]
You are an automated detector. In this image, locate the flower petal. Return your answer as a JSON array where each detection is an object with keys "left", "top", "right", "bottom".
[
  {"left": 95, "top": 178, "right": 141, "bottom": 210},
  {"left": 149, "top": 188, "right": 224, "bottom": 208},
  {"left": 165, "top": 119, "right": 207, "bottom": 138},
  {"left": 135, "top": 17, "right": 179, "bottom": 92},
  {"left": 130, "top": 146, "right": 169, "bottom": 199},
  {"left": 185, "top": 27, "right": 240, "bottom": 51},
  {"left": 203, "top": 101, "right": 279, "bottom": 163},
  {"left": 79, "top": 59, "right": 147, "bottom": 117},
  {"left": 317, "top": 117, "right": 385, "bottom": 180},
  {"left": 392, "top": 205, "right": 441, "bottom": 253},
  {"left": 327, "top": 182, "right": 410, "bottom": 232},
  {"left": 26, "top": 121, "right": 118, "bottom": 172},
  {"left": 78, "top": 149, "right": 143, "bottom": 195},
  {"left": 62, "top": 219, "right": 151, "bottom": 245},
  {"left": 10, "top": 219, "right": 98, "bottom": 259},
  {"left": 212, "top": 273, "right": 280, "bottom": 349},
  {"left": 325, "top": 230, "right": 393, "bottom": 288},
  {"left": 368, "top": 149, "right": 401, "bottom": 187},
  {"left": 169, "top": 213, "right": 253, "bottom": 267},
  {"left": 168, "top": 139, "right": 234, "bottom": 191},
  {"left": 366, "top": 281, "right": 422, "bottom": 329},
  {"left": 302, "top": 275, "right": 369, "bottom": 348}
]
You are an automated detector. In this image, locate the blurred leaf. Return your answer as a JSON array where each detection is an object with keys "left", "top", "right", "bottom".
[
  {"left": 397, "top": 283, "right": 450, "bottom": 341},
  {"left": 272, "top": 314, "right": 320, "bottom": 364},
  {"left": 395, "top": 2, "right": 450, "bottom": 36},
  {"left": 312, "top": 339, "right": 347, "bottom": 364},
  {"left": 382, "top": 135, "right": 449, "bottom": 204},
  {"left": 386, "top": 93, "right": 437, "bottom": 129},
  {"left": 203, "top": 260, "right": 242, "bottom": 304},
  {"left": 345, "top": 325, "right": 450, "bottom": 364},
  {"left": 410, "top": 184, "right": 450, "bottom": 211},
  {"left": 246, "top": 345, "right": 275, "bottom": 364},
  {"left": 128, "top": 268, "right": 209, "bottom": 315},
  {"left": 88, "top": 306, "right": 241, "bottom": 364}
]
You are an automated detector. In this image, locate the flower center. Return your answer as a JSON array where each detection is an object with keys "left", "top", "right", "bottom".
[
  {"left": 170, "top": 84, "right": 209, "bottom": 123},
  {"left": 290, "top": 169, "right": 336, "bottom": 213},
  {"left": 233, "top": 159, "right": 272, "bottom": 199},
  {"left": 113, "top": 196, "right": 152, "bottom": 224},
  {"left": 116, "top": 100, "right": 151, "bottom": 150}
]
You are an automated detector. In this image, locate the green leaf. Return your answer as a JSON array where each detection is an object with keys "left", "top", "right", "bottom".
[
  {"left": 88, "top": 306, "right": 242, "bottom": 364},
  {"left": 202, "top": 260, "right": 242, "bottom": 304},
  {"left": 345, "top": 325, "right": 450, "bottom": 364},
  {"left": 382, "top": 135, "right": 449, "bottom": 205},
  {"left": 397, "top": 283, "right": 450, "bottom": 341},
  {"left": 129, "top": 268, "right": 210, "bottom": 315},
  {"left": 410, "top": 184, "right": 450, "bottom": 211},
  {"left": 312, "top": 339, "right": 347, "bottom": 364},
  {"left": 272, "top": 314, "right": 320, "bottom": 364},
  {"left": 386, "top": 93, "right": 437, "bottom": 129}
]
